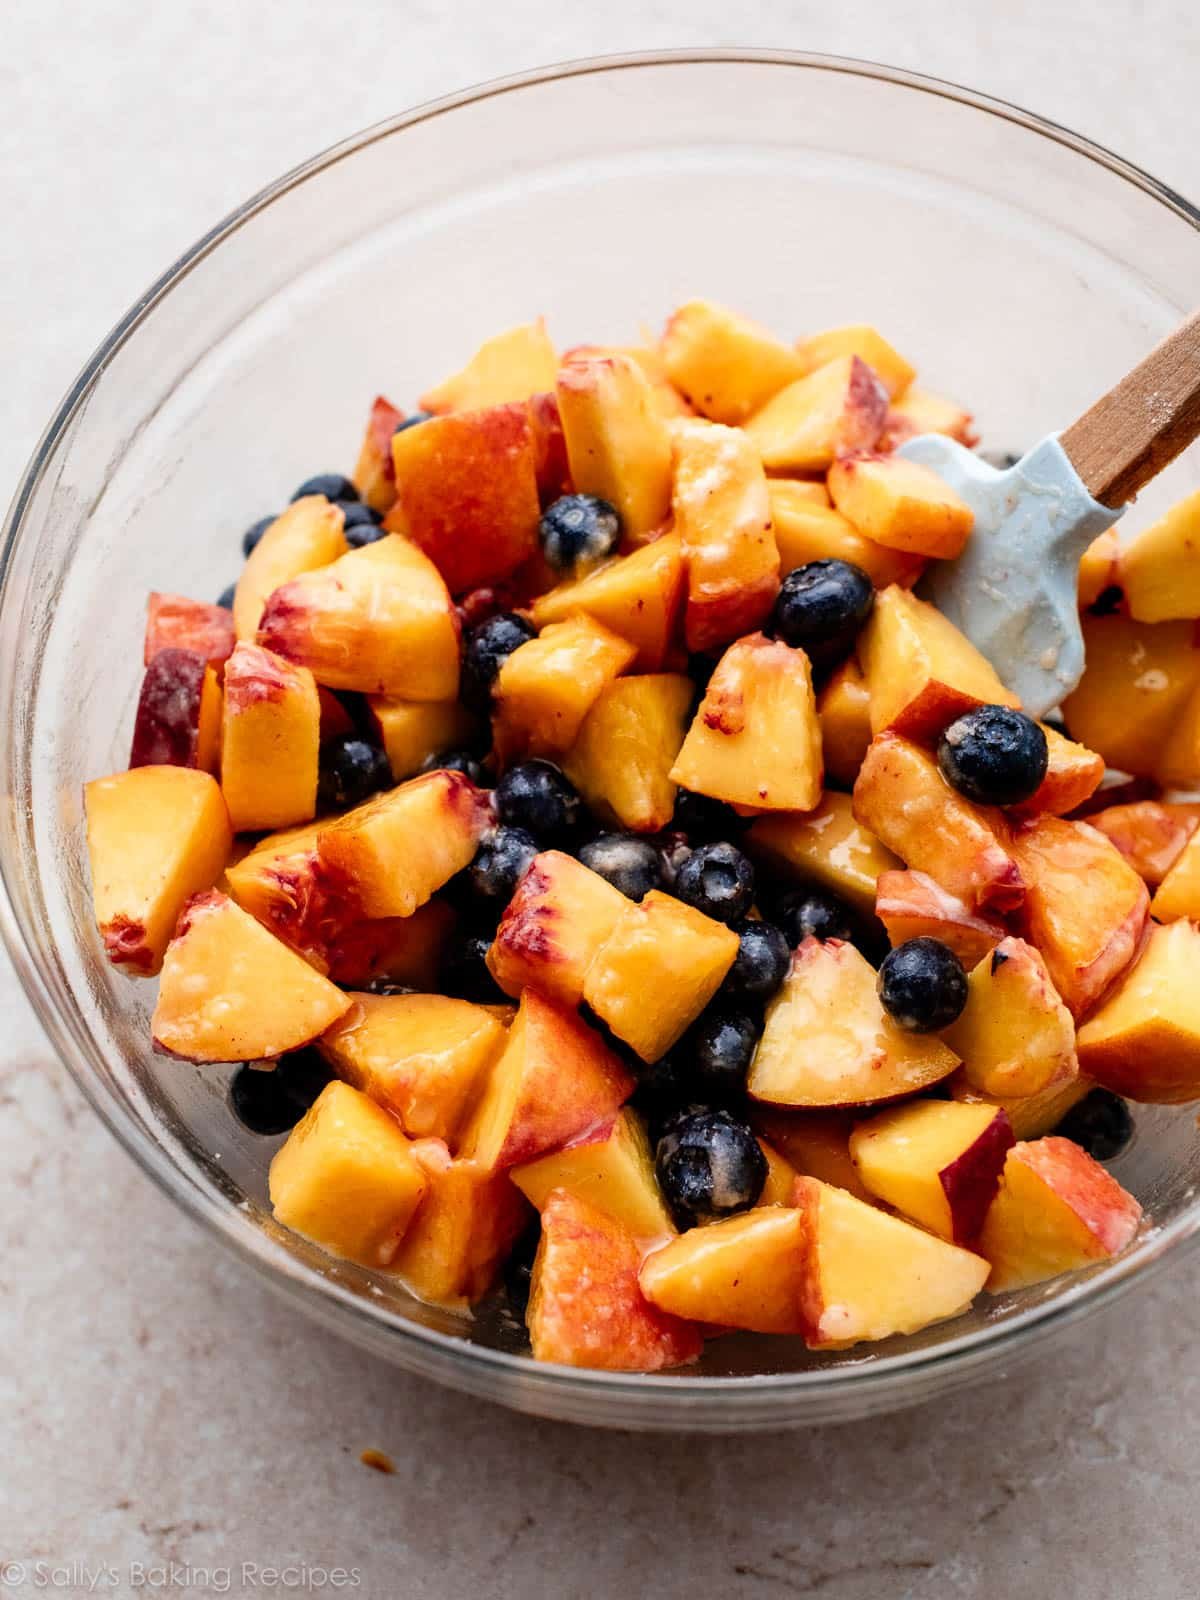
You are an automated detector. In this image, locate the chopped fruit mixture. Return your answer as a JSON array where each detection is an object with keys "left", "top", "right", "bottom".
[{"left": 93, "top": 294, "right": 1200, "bottom": 1377}]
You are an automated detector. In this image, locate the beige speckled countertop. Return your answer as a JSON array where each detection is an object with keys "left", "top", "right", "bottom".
[{"left": 4, "top": 3, "right": 1200, "bottom": 1595}]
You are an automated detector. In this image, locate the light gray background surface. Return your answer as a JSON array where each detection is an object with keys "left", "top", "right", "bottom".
[{"left": 3, "top": 4, "right": 1199, "bottom": 1596}]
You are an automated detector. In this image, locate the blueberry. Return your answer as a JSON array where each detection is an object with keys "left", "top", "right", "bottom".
[
  {"left": 291, "top": 473, "right": 358, "bottom": 503},
  {"left": 229, "top": 1048, "right": 331, "bottom": 1135},
  {"left": 671, "top": 789, "right": 751, "bottom": 841},
  {"left": 467, "top": 827, "right": 538, "bottom": 905},
  {"left": 495, "top": 760, "right": 581, "bottom": 844},
  {"left": 673, "top": 842, "right": 755, "bottom": 924},
  {"left": 683, "top": 1008, "right": 761, "bottom": 1103},
  {"left": 722, "top": 919, "right": 790, "bottom": 1002},
  {"left": 242, "top": 515, "right": 275, "bottom": 558},
  {"left": 443, "top": 934, "right": 506, "bottom": 1003},
  {"left": 340, "top": 503, "right": 387, "bottom": 546},
  {"left": 579, "top": 834, "right": 663, "bottom": 901},
  {"left": 317, "top": 735, "right": 392, "bottom": 813},
  {"left": 340, "top": 501, "right": 382, "bottom": 527},
  {"left": 767, "top": 559, "right": 875, "bottom": 668},
  {"left": 216, "top": 583, "right": 237, "bottom": 610},
  {"left": 422, "top": 748, "right": 490, "bottom": 786},
  {"left": 878, "top": 937, "right": 968, "bottom": 1032},
  {"left": 538, "top": 493, "right": 622, "bottom": 573},
  {"left": 502, "top": 1221, "right": 541, "bottom": 1317},
  {"left": 360, "top": 978, "right": 417, "bottom": 996},
  {"left": 655, "top": 1109, "right": 767, "bottom": 1227},
  {"left": 393, "top": 411, "right": 433, "bottom": 435},
  {"left": 633, "top": 1058, "right": 700, "bottom": 1139},
  {"left": 775, "top": 888, "right": 858, "bottom": 948},
  {"left": 1055, "top": 1089, "right": 1134, "bottom": 1162},
  {"left": 937, "top": 705, "right": 1049, "bottom": 807},
  {"left": 461, "top": 613, "right": 537, "bottom": 713}
]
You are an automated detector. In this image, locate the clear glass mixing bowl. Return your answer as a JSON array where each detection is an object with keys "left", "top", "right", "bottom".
[{"left": 4, "top": 50, "right": 1199, "bottom": 1431}]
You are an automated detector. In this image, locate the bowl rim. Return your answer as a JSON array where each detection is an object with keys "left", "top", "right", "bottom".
[{"left": 5, "top": 46, "right": 1200, "bottom": 1417}]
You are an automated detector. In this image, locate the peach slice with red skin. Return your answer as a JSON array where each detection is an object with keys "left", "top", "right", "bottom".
[
  {"left": 527, "top": 390, "right": 571, "bottom": 500},
  {"left": 795, "top": 324, "right": 915, "bottom": 399},
  {"left": 1086, "top": 800, "right": 1200, "bottom": 886},
  {"left": 351, "top": 394, "right": 404, "bottom": 514},
  {"left": 742, "top": 355, "right": 888, "bottom": 473},
  {"left": 1077, "top": 918, "right": 1200, "bottom": 1102},
  {"left": 639, "top": 1207, "right": 808, "bottom": 1335},
  {"left": 487, "top": 849, "right": 629, "bottom": 1007},
  {"left": 234, "top": 495, "right": 348, "bottom": 643},
  {"left": 144, "top": 593, "right": 235, "bottom": 669},
  {"left": 1011, "top": 725, "right": 1105, "bottom": 818},
  {"left": 877, "top": 386, "right": 977, "bottom": 450},
  {"left": 512, "top": 1107, "right": 674, "bottom": 1244},
  {"left": 875, "top": 869, "right": 1006, "bottom": 968},
  {"left": 319, "top": 899, "right": 456, "bottom": 991},
  {"left": 659, "top": 299, "right": 804, "bottom": 424},
  {"left": 393, "top": 1142, "right": 531, "bottom": 1308},
  {"left": 220, "top": 642, "right": 320, "bottom": 833},
  {"left": 129, "top": 648, "right": 222, "bottom": 774}
]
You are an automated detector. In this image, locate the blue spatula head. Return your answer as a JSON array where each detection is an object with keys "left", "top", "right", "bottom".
[{"left": 896, "top": 434, "right": 1125, "bottom": 718}]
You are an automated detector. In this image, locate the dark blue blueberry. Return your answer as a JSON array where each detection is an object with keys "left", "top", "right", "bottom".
[
  {"left": 937, "top": 705, "right": 1049, "bottom": 806},
  {"left": 340, "top": 502, "right": 387, "bottom": 546},
  {"left": 671, "top": 788, "right": 751, "bottom": 841},
  {"left": 683, "top": 1008, "right": 761, "bottom": 1103},
  {"left": 422, "top": 748, "right": 490, "bottom": 786},
  {"left": 673, "top": 841, "right": 755, "bottom": 924},
  {"left": 722, "top": 919, "right": 790, "bottom": 1003},
  {"left": 442, "top": 933, "right": 506, "bottom": 1003},
  {"left": 776, "top": 888, "right": 857, "bottom": 948},
  {"left": 1055, "top": 1089, "right": 1134, "bottom": 1162},
  {"left": 216, "top": 582, "right": 237, "bottom": 610},
  {"left": 291, "top": 473, "right": 358, "bottom": 503},
  {"left": 317, "top": 735, "right": 393, "bottom": 813},
  {"left": 655, "top": 1109, "right": 767, "bottom": 1227},
  {"left": 502, "top": 1221, "right": 541, "bottom": 1317},
  {"left": 467, "top": 827, "right": 538, "bottom": 905},
  {"left": 767, "top": 559, "right": 875, "bottom": 669},
  {"left": 878, "top": 937, "right": 968, "bottom": 1032},
  {"left": 461, "top": 612, "right": 537, "bottom": 713},
  {"left": 494, "top": 760, "right": 581, "bottom": 844},
  {"left": 229, "top": 1048, "right": 332, "bottom": 1135},
  {"left": 340, "top": 501, "right": 382, "bottom": 527},
  {"left": 242, "top": 515, "right": 275, "bottom": 558},
  {"left": 538, "top": 493, "right": 622, "bottom": 573},
  {"left": 393, "top": 410, "right": 433, "bottom": 435},
  {"left": 579, "top": 834, "right": 663, "bottom": 901}
]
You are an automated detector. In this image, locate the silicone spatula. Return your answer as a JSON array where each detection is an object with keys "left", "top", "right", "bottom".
[{"left": 897, "top": 310, "right": 1200, "bottom": 716}]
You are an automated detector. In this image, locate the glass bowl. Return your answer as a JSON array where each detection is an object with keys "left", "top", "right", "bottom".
[{"left": 4, "top": 50, "right": 1199, "bottom": 1433}]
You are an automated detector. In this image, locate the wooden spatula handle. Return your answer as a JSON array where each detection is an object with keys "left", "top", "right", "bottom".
[{"left": 1059, "top": 309, "right": 1200, "bottom": 507}]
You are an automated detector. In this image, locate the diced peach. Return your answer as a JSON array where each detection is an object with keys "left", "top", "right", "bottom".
[
  {"left": 493, "top": 614, "right": 636, "bottom": 760},
  {"left": 268, "top": 1081, "right": 428, "bottom": 1268},
  {"left": 220, "top": 642, "right": 320, "bottom": 832},
  {"left": 757, "top": 1137, "right": 800, "bottom": 1206},
  {"left": 84, "top": 767, "right": 232, "bottom": 976},
  {"left": 321, "top": 900, "right": 457, "bottom": 991},
  {"left": 1012, "top": 725, "right": 1105, "bottom": 818},
  {"left": 527, "top": 1190, "right": 702, "bottom": 1371},
  {"left": 766, "top": 477, "right": 830, "bottom": 508},
  {"left": 793, "top": 1177, "right": 989, "bottom": 1348},
  {"left": 233, "top": 496, "right": 348, "bottom": 642},
  {"left": 1009, "top": 815, "right": 1149, "bottom": 1019},
  {"left": 461, "top": 991, "right": 634, "bottom": 1172},
  {"left": 257, "top": 535, "right": 460, "bottom": 701},
  {"left": 673, "top": 421, "right": 780, "bottom": 652},
  {"left": 152, "top": 890, "right": 350, "bottom": 1060},
  {"left": 556, "top": 354, "right": 674, "bottom": 540},
  {"left": 878, "top": 386, "right": 977, "bottom": 450},
  {"left": 487, "top": 849, "right": 628, "bottom": 1006},
  {"left": 1120, "top": 486, "right": 1200, "bottom": 622},
  {"left": 875, "top": 870, "right": 1007, "bottom": 967},
  {"left": 658, "top": 299, "right": 803, "bottom": 424},
  {"left": 950, "top": 1068, "right": 1093, "bottom": 1141},
  {"left": 419, "top": 320, "right": 559, "bottom": 414},
  {"left": 513, "top": 1107, "right": 673, "bottom": 1243},
  {"left": 385, "top": 403, "right": 541, "bottom": 592},
  {"left": 743, "top": 356, "right": 888, "bottom": 472},
  {"left": 144, "top": 593, "right": 235, "bottom": 669},
  {"left": 828, "top": 453, "right": 973, "bottom": 559},
  {"left": 748, "top": 1109, "right": 875, "bottom": 1203},
  {"left": 1151, "top": 825, "right": 1200, "bottom": 920},
  {"left": 527, "top": 531, "right": 685, "bottom": 670},
  {"left": 351, "top": 394, "right": 404, "bottom": 514},
  {"left": 393, "top": 1144, "right": 530, "bottom": 1307},
  {"left": 564, "top": 673, "right": 692, "bottom": 833},
  {"left": 1088, "top": 800, "right": 1200, "bottom": 886},
  {"left": 817, "top": 659, "right": 873, "bottom": 788},
  {"left": 850, "top": 1100, "right": 1014, "bottom": 1245},
  {"left": 640, "top": 1207, "right": 807, "bottom": 1335},
  {"left": 1077, "top": 919, "right": 1200, "bottom": 1101},
  {"left": 748, "top": 938, "right": 958, "bottom": 1108},
  {"left": 527, "top": 389, "right": 571, "bottom": 500},
  {"left": 795, "top": 324, "right": 915, "bottom": 399},
  {"left": 366, "top": 696, "right": 479, "bottom": 782},
  {"left": 564, "top": 343, "right": 693, "bottom": 420},
  {"left": 582, "top": 890, "right": 739, "bottom": 1063},
  {"left": 1077, "top": 529, "right": 1121, "bottom": 610},
  {"left": 978, "top": 1138, "right": 1141, "bottom": 1292},
  {"left": 129, "top": 648, "right": 222, "bottom": 774},
  {"left": 768, "top": 490, "right": 926, "bottom": 589},
  {"left": 1061, "top": 614, "right": 1200, "bottom": 779},
  {"left": 944, "top": 937, "right": 1077, "bottom": 1098},
  {"left": 747, "top": 790, "right": 900, "bottom": 918},
  {"left": 1156, "top": 678, "right": 1200, "bottom": 789},
  {"left": 670, "top": 633, "right": 822, "bottom": 812}
]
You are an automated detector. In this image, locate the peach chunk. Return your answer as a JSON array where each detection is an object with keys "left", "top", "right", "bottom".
[
  {"left": 670, "top": 633, "right": 822, "bottom": 813},
  {"left": 1151, "top": 825, "right": 1200, "bottom": 920},
  {"left": 392, "top": 1143, "right": 530, "bottom": 1308},
  {"left": 527, "top": 1190, "right": 702, "bottom": 1371},
  {"left": 527, "top": 389, "right": 571, "bottom": 500},
  {"left": 1011, "top": 725, "right": 1105, "bottom": 818},
  {"left": 493, "top": 614, "right": 636, "bottom": 760},
  {"left": 1009, "top": 815, "right": 1149, "bottom": 1020},
  {"left": 556, "top": 353, "right": 674, "bottom": 540},
  {"left": 817, "top": 660, "right": 873, "bottom": 787},
  {"left": 795, "top": 324, "right": 915, "bottom": 399},
  {"left": 1120, "top": 486, "right": 1200, "bottom": 622},
  {"left": 366, "top": 696, "right": 479, "bottom": 782},
  {"left": 659, "top": 299, "right": 803, "bottom": 424},
  {"left": 268, "top": 1081, "right": 428, "bottom": 1269},
  {"left": 793, "top": 1177, "right": 989, "bottom": 1348},
  {"left": 768, "top": 489, "right": 925, "bottom": 589},
  {"left": 1077, "top": 919, "right": 1200, "bottom": 1102},
  {"left": 747, "top": 790, "right": 899, "bottom": 918},
  {"left": 351, "top": 394, "right": 404, "bottom": 514},
  {"left": 488, "top": 849, "right": 628, "bottom": 1006},
  {"left": 748, "top": 938, "right": 958, "bottom": 1109},
  {"left": 828, "top": 453, "right": 973, "bottom": 559},
  {"left": 950, "top": 1069, "right": 1094, "bottom": 1141},
  {"left": 220, "top": 642, "right": 320, "bottom": 832},
  {"left": 527, "top": 532, "right": 685, "bottom": 670},
  {"left": 875, "top": 870, "right": 1006, "bottom": 968},
  {"left": 877, "top": 386, "right": 977, "bottom": 450},
  {"left": 743, "top": 355, "right": 888, "bottom": 472},
  {"left": 460, "top": 991, "right": 634, "bottom": 1172},
  {"left": 318, "top": 993, "right": 507, "bottom": 1145},
  {"left": 385, "top": 403, "right": 541, "bottom": 592},
  {"left": 233, "top": 496, "right": 348, "bottom": 642},
  {"left": 672, "top": 420, "right": 780, "bottom": 652},
  {"left": 748, "top": 1109, "right": 875, "bottom": 1203},
  {"left": 853, "top": 734, "right": 1024, "bottom": 913},
  {"left": 1155, "top": 678, "right": 1200, "bottom": 789},
  {"left": 129, "top": 648, "right": 222, "bottom": 774},
  {"left": 419, "top": 319, "right": 559, "bottom": 413},
  {"left": 944, "top": 938, "right": 1078, "bottom": 1099},
  {"left": 639, "top": 1208, "right": 807, "bottom": 1335},
  {"left": 564, "top": 343, "right": 693, "bottom": 420},
  {"left": 257, "top": 535, "right": 460, "bottom": 701},
  {"left": 858, "top": 585, "right": 1018, "bottom": 741},
  {"left": 144, "top": 593, "right": 235, "bottom": 669},
  {"left": 978, "top": 1138, "right": 1141, "bottom": 1292},
  {"left": 84, "top": 767, "right": 232, "bottom": 976},
  {"left": 1088, "top": 800, "right": 1200, "bottom": 887},
  {"left": 317, "top": 770, "right": 491, "bottom": 919},
  {"left": 849, "top": 1100, "right": 1014, "bottom": 1246},
  {"left": 320, "top": 900, "right": 457, "bottom": 991},
  {"left": 152, "top": 891, "right": 350, "bottom": 1060},
  {"left": 1060, "top": 614, "right": 1200, "bottom": 780},
  {"left": 758, "top": 1138, "right": 801, "bottom": 1205},
  {"left": 582, "top": 891, "right": 739, "bottom": 1063},
  {"left": 564, "top": 673, "right": 693, "bottom": 833},
  {"left": 513, "top": 1107, "right": 674, "bottom": 1244}
]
